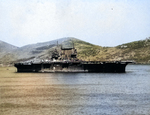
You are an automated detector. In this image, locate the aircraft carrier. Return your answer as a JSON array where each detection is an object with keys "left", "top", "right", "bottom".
[{"left": 14, "top": 43, "right": 132, "bottom": 73}]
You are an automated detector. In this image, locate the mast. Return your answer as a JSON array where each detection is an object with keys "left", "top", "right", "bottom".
[{"left": 57, "top": 41, "right": 58, "bottom": 47}]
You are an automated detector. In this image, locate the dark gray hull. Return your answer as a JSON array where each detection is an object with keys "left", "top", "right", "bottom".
[{"left": 14, "top": 61, "right": 131, "bottom": 73}]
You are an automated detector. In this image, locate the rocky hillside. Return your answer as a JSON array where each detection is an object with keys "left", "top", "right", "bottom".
[{"left": 0, "top": 37, "right": 150, "bottom": 65}]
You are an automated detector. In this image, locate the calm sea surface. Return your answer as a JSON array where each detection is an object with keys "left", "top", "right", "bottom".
[{"left": 0, "top": 65, "right": 150, "bottom": 115}]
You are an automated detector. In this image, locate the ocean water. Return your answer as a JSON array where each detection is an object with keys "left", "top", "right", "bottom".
[{"left": 0, "top": 65, "right": 150, "bottom": 115}]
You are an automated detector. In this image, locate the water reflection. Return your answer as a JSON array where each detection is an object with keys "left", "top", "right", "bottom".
[{"left": 0, "top": 65, "right": 150, "bottom": 115}]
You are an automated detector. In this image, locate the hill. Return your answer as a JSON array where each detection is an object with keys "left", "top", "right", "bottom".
[
  {"left": 116, "top": 37, "right": 150, "bottom": 63},
  {"left": 0, "top": 40, "right": 18, "bottom": 55},
  {"left": 73, "top": 37, "right": 150, "bottom": 63},
  {"left": 1, "top": 37, "right": 150, "bottom": 65},
  {"left": 64, "top": 37, "right": 150, "bottom": 63},
  {"left": 0, "top": 38, "right": 72, "bottom": 65},
  {"left": 0, "top": 40, "right": 18, "bottom": 65}
]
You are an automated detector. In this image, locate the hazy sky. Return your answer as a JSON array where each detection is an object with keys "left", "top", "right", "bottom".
[{"left": 0, "top": 0, "right": 150, "bottom": 47}]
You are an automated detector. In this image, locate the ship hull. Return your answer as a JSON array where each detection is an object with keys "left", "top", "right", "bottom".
[{"left": 14, "top": 61, "right": 131, "bottom": 73}]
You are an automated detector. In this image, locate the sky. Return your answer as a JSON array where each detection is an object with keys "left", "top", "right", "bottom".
[{"left": 0, "top": 0, "right": 150, "bottom": 47}]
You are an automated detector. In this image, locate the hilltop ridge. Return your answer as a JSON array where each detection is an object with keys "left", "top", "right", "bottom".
[
  {"left": 0, "top": 37, "right": 150, "bottom": 65},
  {"left": 0, "top": 40, "right": 18, "bottom": 53}
]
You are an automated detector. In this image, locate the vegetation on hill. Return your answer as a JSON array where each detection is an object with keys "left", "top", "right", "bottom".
[
  {"left": 117, "top": 37, "right": 150, "bottom": 49},
  {"left": 1, "top": 37, "right": 150, "bottom": 65},
  {"left": 71, "top": 37, "right": 150, "bottom": 63},
  {"left": 116, "top": 37, "right": 150, "bottom": 63}
]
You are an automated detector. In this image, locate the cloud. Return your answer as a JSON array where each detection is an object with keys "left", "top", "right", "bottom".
[{"left": 0, "top": 0, "right": 150, "bottom": 46}]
